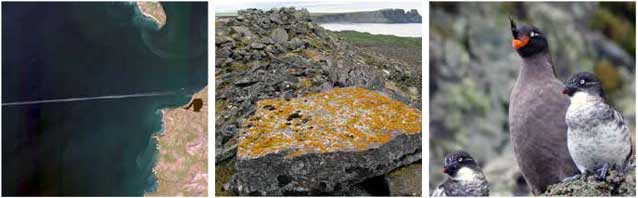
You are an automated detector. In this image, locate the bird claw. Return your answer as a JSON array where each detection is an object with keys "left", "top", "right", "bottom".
[
  {"left": 562, "top": 174, "right": 582, "bottom": 182},
  {"left": 595, "top": 163, "right": 610, "bottom": 181}
]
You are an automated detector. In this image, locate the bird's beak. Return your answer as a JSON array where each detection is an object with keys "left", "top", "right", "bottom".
[
  {"left": 512, "top": 36, "right": 530, "bottom": 49},
  {"left": 562, "top": 85, "right": 577, "bottom": 96},
  {"left": 510, "top": 17, "right": 530, "bottom": 49},
  {"left": 443, "top": 163, "right": 457, "bottom": 175}
]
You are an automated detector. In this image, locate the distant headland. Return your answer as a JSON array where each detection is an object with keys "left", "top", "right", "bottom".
[{"left": 310, "top": 9, "right": 421, "bottom": 23}]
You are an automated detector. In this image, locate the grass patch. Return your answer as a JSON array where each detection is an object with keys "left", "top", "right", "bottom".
[{"left": 333, "top": 31, "right": 422, "bottom": 49}]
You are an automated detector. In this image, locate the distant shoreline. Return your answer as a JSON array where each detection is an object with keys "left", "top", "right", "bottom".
[{"left": 136, "top": 2, "right": 164, "bottom": 28}]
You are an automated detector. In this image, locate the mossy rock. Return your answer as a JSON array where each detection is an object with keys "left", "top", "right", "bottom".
[
  {"left": 544, "top": 158, "right": 636, "bottom": 196},
  {"left": 215, "top": 160, "right": 236, "bottom": 196},
  {"left": 594, "top": 60, "right": 622, "bottom": 91},
  {"left": 591, "top": 6, "right": 635, "bottom": 55}
]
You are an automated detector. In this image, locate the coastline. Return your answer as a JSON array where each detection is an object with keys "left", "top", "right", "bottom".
[
  {"left": 136, "top": 1, "right": 166, "bottom": 28},
  {"left": 147, "top": 86, "right": 208, "bottom": 196}
]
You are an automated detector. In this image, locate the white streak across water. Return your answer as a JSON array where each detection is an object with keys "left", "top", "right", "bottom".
[{"left": 2, "top": 91, "right": 175, "bottom": 106}]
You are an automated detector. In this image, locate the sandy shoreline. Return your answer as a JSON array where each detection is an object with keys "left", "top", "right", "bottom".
[{"left": 136, "top": 1, "right": 166, "bottom": 28}]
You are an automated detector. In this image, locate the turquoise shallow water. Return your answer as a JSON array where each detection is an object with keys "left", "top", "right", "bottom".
[{"left": 2, "top": 2, "right": 207, "bottom": 196}]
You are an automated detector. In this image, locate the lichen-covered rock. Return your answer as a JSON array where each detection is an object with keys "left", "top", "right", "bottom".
[
  {"left": 215, "top": 7, "right": 418, "bottom": 163},
  {"left": 227, "top": 87, "right": 421, "bottom": 196},
  {"left": 543, "top": 170, "right": 635, "bottom": 196},
  {"left": 543, "top": 157, "right": 635, "bottom": 196}
]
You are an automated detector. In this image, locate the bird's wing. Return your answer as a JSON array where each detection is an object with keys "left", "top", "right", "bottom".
[{"left": 611, "top": 108, "right": 634, "bottom": 171}]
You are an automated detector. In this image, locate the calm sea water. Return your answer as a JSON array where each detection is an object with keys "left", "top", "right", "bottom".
[
  {"left": 2, "top": 2, "right": 207, "bottom": 196},
  {"left": 319, "top": 23, "right": 421, "bottom": 37}
]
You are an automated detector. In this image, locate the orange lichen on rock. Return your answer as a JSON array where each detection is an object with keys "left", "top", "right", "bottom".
[{"left": 237, "top": 87, "right": 421, "bottom": 159}]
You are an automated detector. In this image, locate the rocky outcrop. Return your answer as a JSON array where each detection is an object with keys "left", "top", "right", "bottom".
[
  {"left": 543, "top": 158, "right": 635, "bottom": 196},
  {"left": 215, "top": 7, "right": 419, "bottom": 164},
  {"left": 311, "top": 9, "right": 421, "bottom": 23},
  {"left": 225, "top": 87, "right": 421, "bottom": 196}
]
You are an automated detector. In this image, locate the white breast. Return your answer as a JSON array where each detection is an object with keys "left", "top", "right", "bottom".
[{"left": 566, "top": 92, "right": 631, "bottom": 173}]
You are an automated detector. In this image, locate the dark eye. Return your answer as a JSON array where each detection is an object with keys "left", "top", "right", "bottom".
[{"left": 579, "top": 79, "right": 585, "bottom": 85}]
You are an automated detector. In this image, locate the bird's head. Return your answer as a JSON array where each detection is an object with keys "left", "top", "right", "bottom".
[
  {"left": 562, "top": 72, "right": 605, "bottom": 99},
  {"left": 443, "top": 151, "right": 479, "bottom": 177},
  {"left": 510, "top": 17, "right": 548, "bottom": 57}
]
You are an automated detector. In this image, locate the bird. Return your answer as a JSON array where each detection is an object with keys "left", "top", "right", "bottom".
[
  {"left": 507, "top": 18, "right": 580, "bottom": 195},
  {"left": 562, "top": 72, "right": 632, "bottom": 181},
  {"left": 431, "top": 151, "right": 489, "bottom": 197}
]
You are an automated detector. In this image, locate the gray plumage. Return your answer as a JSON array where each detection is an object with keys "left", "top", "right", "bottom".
[
  {"left": 431, "top": 151, "right": 489, "bottom": 197},
  {"left": 508, "top": 19, "right": 579, "bottom": 195},
  {"left": 563, "top": 72, "right": 632, "bottom": 178}
]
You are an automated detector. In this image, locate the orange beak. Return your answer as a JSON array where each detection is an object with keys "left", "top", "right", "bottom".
[{"left": 512, "top": 36, "right": 530, "bottom": 49}]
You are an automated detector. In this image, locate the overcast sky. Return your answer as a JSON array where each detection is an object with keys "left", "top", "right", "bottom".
[{"left": 215, "top": 0, "right": 422, "bottom": 14}]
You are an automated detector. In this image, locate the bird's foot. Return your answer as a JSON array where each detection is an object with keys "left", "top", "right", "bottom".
[
  {"left": 562, "top": 174, "right": 582, "bottom": 182},
  {"left": 595, "top": 163, "right": 610, "bottom": 181}
]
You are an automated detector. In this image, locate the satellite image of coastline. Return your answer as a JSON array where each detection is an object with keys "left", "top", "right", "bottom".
[{"left": 2, "top": 1, "right": 208, "bottom": 196}]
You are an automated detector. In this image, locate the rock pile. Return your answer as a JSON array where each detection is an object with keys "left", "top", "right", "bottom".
[
  {"left": 226, "top": 87, "right": 421, "bottom": 195},
  {"left": 215, "top": 7, "right": 415, "bottom": 163},
  {"left": 543, "top": 158, "right": 635, "bottom": 196}
]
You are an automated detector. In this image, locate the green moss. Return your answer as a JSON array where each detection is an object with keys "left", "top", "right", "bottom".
[
  {"left": 594, "top": 60, "right": 622, "bottom": 91},
  {"left": 230, "top": 62, "right": 250, "bottom": 71},
  {"left": 448, "top": 79, "right": 490, "bottom": 114},
  {"left": 334, "top": 31, "right": 422, "bottom": 49},
  {"left": 215, "top": 160, "right": 236, "bottom": 196},
  {"left": 544, "top": 168, "right": 635, "bottom": 196},
  {"left": 215, "top": 100, "right": 228, "bottom": 121},
  {"left": 591, "top": 5, "right": 635, "bottom": 55}
]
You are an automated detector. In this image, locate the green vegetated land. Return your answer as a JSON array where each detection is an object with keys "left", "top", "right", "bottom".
[
  {"left": 334, "top": 31, "right": 422, "bottom": 71},
  {"left": 334, "top": 31, "right": 421, "bottom": 49}
]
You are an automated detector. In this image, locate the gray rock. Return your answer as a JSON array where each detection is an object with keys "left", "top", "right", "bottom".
[
  {"left": 215, "top": 36, "right": 234, "bottom": 45},
  {"left": 270, "top": 27, "right": 289, "bottom": 43},
  {"left": 231, "top": 26, "right": 253, "bottom": 38},
  {"left": 228, "top": 134, "right": 421, "bottom": 196},
  {"left": 386, "top": 163, "right": 422, "bottom": 196},
  {"left": 234, "top": 77, "right": 258, "bottom": 87},
  {"left": 285, "top": 37, "right": 305, "bottom": 50}
]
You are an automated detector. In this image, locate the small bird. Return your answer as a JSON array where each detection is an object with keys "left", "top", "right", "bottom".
[
  {"left": 508, "top": 18, "right": 580, "bottom": 195},
  {"left": 562, "top": 72, "right": 632, "bottom": 180},
  {"left": 431, "top": 151, "right": 489, "bottom": 197}
]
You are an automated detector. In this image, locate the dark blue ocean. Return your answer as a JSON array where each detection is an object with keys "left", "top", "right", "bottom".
[{"left": 2, "top": 2, "right": 207, "bottom": 196}]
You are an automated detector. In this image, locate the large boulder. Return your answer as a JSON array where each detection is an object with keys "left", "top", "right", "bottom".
[
  {"left": 226, "top": 87, "right": 421, "bottom": 196},
  {"left": 215, "top": 8, "right": 395, "bottom": 163}
]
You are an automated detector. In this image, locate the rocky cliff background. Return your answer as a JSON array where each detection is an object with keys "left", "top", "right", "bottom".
[{"left": 429, "top": 2, "right": 635, "bottom": 196}]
